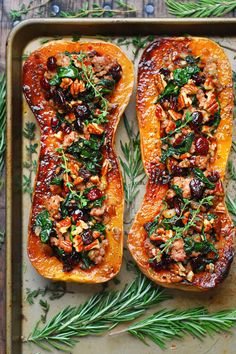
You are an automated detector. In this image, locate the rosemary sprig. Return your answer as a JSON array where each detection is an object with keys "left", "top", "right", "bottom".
[
  {"left": 119, "top": 307, "right": 236, "bottom": 349},
  {"left": 165, "top": 0, "right": 236, "bottom": 18},
  {"left": 116, "top": 36, "right": 155, "bottom": 60},
  {"left": 26, "top": 282, "right": 68, "bottom": 305},
  {"left": 226, "top": 194, "right": 236, "bottom": 224},
  {"left": 40, "top": 299, "right": 50, "bottom": 324},
  {"left": 60, "top": 1, "right": 136, "bottom": 18},
  {"left": 26, "top": 273, "right": 169, "bottom": 351},
  {"left": 23, "top": 121, "right": 38, "bottom": 199},
  {"left": 0, "top": 73, "right": 6, "bottom": 180},
  {"left": 227, "top": 160, "right": 236, "bottom": 181},
  {"left": 119, "top": 115, "right": 146, "bottom": 211},
  {"left": 9, "top": 0, "right": 51, "bottom": 21}
]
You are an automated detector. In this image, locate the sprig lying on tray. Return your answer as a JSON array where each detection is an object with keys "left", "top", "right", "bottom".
[
  {"left": 26, "top": 273, "right": 169, "bottom": 351},
  {"left": 26, "top": 271, "right": 236, "bottom": 352},
  {"left": 165, "top": 0, "right": 236, "bottom": 17},
  {"left": 119, "top": 115, "right": 146, "bottom": 212},
  {"left": 22, "top": 121, "right": 38, "bottom": 199},
  {"left": 60, "top": 1, "right": 136, "bottom": 18},
  {"left": 114, "top": 307, "right": 236, "bottom": 349}
]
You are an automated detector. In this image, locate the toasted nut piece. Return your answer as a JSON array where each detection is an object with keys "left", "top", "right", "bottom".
[
  {"left": 59, "top": 240, "right": 73, "bottom": 253},
  {"left": 60, "top": 78, "right": 73, "bottom": 89},
  {"left": 187, "top": 271, "right": 195, "bottom": 282},
  {"left": 56, "top": 217, "right": 71, "bottom": 233},
  {"left": 74, "top": 176, "right": 84, "bottom": 186},
  {"left": 90, "top": 175, "right": 100, "bottom": 184},
  {"left": 93, "top": 231, "right": 101, "bottom": 239},
  {"left": 101, "top": 159, "right": 111, "bottom": 177},
  {"left": 206, "top": 263, "right": 215, "bottom": 273},
  {"left": 84, "top": 239, "right": 100, "bottom": 251},
  {"left": 162, "top": 208, "right": 176, "bottom": 219},
  {"left": 87, "top": 123, "right": 104, "bottom": 135},
  {"left": 168, "top": 109, "right": 182, "bottom": 121},
  {"left": 73, "top": 235, "right": 83, "bottom": 252},
  {"left": 70, "top": 79, "right": 86, "bottom": 96}
]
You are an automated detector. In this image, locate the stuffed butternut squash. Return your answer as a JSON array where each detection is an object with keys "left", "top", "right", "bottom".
[
  {"left": 128, "top": 37, "right": 235, "bottom": 291},
  {"left": 23, "top": 41, "right": 134, "bottom": 282}
]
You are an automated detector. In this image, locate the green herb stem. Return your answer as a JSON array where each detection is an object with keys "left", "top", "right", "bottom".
[
  {"left": 119, "top": 115, "right": 146, "bottom": 213},
  {"left": 60, "top": 1, "right": 136, "bottom": 19},
  {"left": 165, "top": 0, "right": 236, "bottom": 18}
]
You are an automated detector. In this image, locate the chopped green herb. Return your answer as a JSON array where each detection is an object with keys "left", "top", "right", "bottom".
[{"left": 35, "top": 210, "right": 53, "bottom": 243}]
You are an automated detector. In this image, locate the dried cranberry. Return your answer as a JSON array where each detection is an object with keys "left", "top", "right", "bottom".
[
  {"left": 149, "top": 253, "right": 171, "bottom": 271},
  {"left": 44, "top": 87, "right": 54, "bottom": 100},
  {"left": 87, "top": 50, "right": 98, "bottom": 57},
  {"left": 53, "top": 89, "right": 66, "bottom": 106},
  {"left": 81, "top": 230, "right": 93, "bottom": 245},
  {"left": 63, "top": 124, "right": 72, "bottom": 134},
  {"left": 81, "top": 210, "right": 90, "bottom": 222},
  {"left": 192, "top": 73, "right": 205, "bottom": 85},
  {"left": 40, "top": 77, "right": 51, "bottom": 91},
  {"left": 47, "top": 56, "right": 57, "bottom": 71},
  {"left": 169, "top": 95, "right": 178, "bottom": 111},
  {"left": 190, "top": 111, "right": 203, "bottom": 131},
  {"left": 190, "top": 178, "right": 205, "bottom": 199},
  {"left": 79, "top": 168, "right": 91, "bottom": 180},
  {"left": 190, "top": 256, "right": 206, "bottom": 273},
  {"left": 173, "top": 135, "right": 184, "bottom": 147},
  {"left": 207, "top": 171, "right": 220, "bottom": 183},
  {"left": 51, "top": 116, "right": 59, "bottom": 130},
  {"left": 86, "top": 188, "right": 102, "bottom": 201},
  {"left": 71, "top": 209, "right": 84, "bottom": 223},
  {"left": 173, "top": 196, "right": 182, "bottom": 216},
  {"left": 74, "top": 118, "right": 84, "bottom": 133},
  {"left": 171, "top": 165, "right": 188, "bottom": 177},
  {"left": 74, "top": 104, "right": 91, "bottom": 121},
  {"left": 150, "top": 166, "right": 170, "bottom": 185},
  {"left": 159, "top": 68, "right": 170, "bottom": 77},
  {"left": 195, "top": 136, "right": 209, "bottom": 155},
  {"left": 109, "top": 64, "right": 122, "bottom": 82}
]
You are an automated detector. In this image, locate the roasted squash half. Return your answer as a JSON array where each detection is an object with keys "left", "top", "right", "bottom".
[
  {"left": 23, "top": 41, "right": 134, "bottom": 282},
  {"left": 128, "top": 37, "right": 235, "bottom": 291}
]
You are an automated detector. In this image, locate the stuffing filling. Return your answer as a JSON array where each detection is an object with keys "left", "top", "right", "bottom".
[
  {"left": 144, "top": 53, "right": 225, "bottom": 282},
  {"left": 34, "top": 50, "right": 122, "bottom": 271}
]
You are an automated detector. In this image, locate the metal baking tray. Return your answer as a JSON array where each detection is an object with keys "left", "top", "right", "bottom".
[{"left": 6, "top": 18, "right": 236, "bottom": 354}]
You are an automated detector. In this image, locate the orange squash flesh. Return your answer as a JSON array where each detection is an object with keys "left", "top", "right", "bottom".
[
  {"left": 128, "top": 37, "right": 235, "bottom": 291},
  {"left": 23, "top": 41, "right": 134, "bottom": 282}
]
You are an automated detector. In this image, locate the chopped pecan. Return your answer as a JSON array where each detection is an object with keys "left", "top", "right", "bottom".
[
  {"left": 70, "top": 79, "right": 86, "bottom": 96},
  {"left": 59, "top": 240, "right": 72, "bottom": 253},
  {"left": 168, "top": 109, "right": 182, "bottom": 121},
  {"left": 87, "top": 123, "right": 104, "bottom": 135},
  {"left": 60, "top": 78, "right": 73, "bottom": 89},
  {"left": 73, "top": 235, "right": 83, "bottom": 252}
]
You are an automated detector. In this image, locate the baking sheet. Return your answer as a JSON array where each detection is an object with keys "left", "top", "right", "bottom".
[{"left": 6, "top": 19, "right": 236, "bottom": 354}]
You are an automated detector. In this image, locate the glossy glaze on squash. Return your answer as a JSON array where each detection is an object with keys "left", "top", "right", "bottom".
[
  {"left": 128, "top": 37, "right": 235, "bottom": 291},
  {"left": 23, "top": 41, "right": 134, "bottom": 282}
]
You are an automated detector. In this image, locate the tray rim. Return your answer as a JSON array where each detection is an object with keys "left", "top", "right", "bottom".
[{"left": 6, "top": 17, "right": 236, "bottom": 354}]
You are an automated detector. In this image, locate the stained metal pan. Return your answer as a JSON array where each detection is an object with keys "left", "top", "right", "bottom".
[{"left": 6, "top": 18, "right": 236, "bottom": 354}]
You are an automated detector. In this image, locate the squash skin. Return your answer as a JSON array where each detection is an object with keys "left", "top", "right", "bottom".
[
  {"left": 128, "top": 37, "right": 235, "bottom": 291},
  {"left": 23, "top": 41, "right": 134, "bottom": 283}
]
